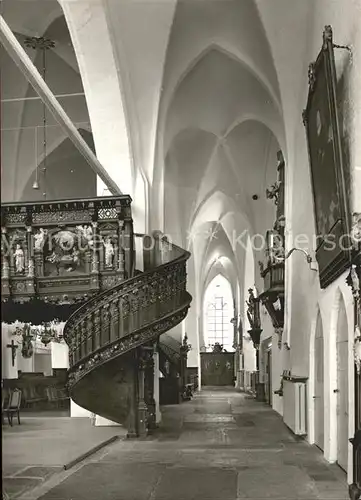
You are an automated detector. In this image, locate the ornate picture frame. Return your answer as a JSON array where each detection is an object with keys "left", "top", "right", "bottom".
[{"left": 303, "top": 25, "right": 351, "bottom": 288}]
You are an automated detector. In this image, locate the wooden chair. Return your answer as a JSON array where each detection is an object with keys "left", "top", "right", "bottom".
[{"left": 4, "top": 389, "right": 22, "bottom": 426}]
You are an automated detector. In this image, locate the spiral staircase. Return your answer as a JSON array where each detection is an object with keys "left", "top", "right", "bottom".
[
  {"left": 63, "top": 232, "right": 192, "bottom": 436},
  {"left": 1, "top": 196, "right": 192, "bottom": 437}
]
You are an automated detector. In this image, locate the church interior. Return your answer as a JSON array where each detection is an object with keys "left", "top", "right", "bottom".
[{"left": 1, "top": 0, "right": 361, "bottom": 499}]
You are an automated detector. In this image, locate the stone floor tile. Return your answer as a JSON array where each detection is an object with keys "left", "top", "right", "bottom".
[
  {"left": 3, "top": 477, "right": 42, "bottom": 499},
  {"left": 3, "top": 388, "right": 349, "bottom": 500},
  {"left": 38, "top": 463, "right": 164, "bottom": 500},
  {"left": 237, "top": 465, "right": 319, "bottom": 499},
  {"left": 154, "top": 467, "right": 237, "bottom": 500}
]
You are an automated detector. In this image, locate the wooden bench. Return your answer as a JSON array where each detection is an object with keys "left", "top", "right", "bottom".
[
  {"left": 22, "top": 386, "right": 47, "bottom": 408},
  {"left": 45, "top": 387, "right": 70, "bottom": 408}
]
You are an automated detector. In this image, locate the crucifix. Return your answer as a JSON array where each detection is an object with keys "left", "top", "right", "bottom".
[{"left": 6, "top": 340, "right": 18, "bottom": 367}]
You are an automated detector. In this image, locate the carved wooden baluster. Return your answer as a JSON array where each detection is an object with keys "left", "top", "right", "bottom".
[
  {"left": 122, "top": 295, "right": 130, "bottom": 336},
  {"left": 102, "top": 304, "right": 111, "bottom": 345},
  {"left": 110, "top": 301, "right": 118, "bottom": 342},
  {"left": 157, "top": 275, "right": 165, "bottom": 315},
  {"left": 86, "top": 314, "right": 93, "bottom": 356},
  {"left": 93, "top": 309, "right": 101, "bottom": 351},
  {"left": 140, "top": 284, "right": 149, "bottom": 326},
  {"left": 68, "top": 334, "right": 75, "bottom": 367},
  {"left": 75, "top": 323, "right": 82, "bottom": 364},
  {"left": 131, "top": 288, "right": 140, "bottom": 332},
  {"left": 117, "top": 296, "right": 124, "bottom": 338},
  {"left": 80, "top": 319, "right": 87, "bottom": 359},
  {"left": 151, "top": 280, "right": 158, "bottom": 323},
  {"left": 176, "top": 264, "right": 183, "bottom": 303}
]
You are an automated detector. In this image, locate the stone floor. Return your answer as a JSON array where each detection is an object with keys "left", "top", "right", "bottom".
[
  {"left": 2, "top": 411, "right": 126, "bottom": 499},
  {"left": 4, "top": 388, "right": 349, "bottom": 500}
]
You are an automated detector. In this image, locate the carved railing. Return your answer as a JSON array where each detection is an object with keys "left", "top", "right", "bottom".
[
  {"left": 1, "top": 196, "right": 133, "bottom": 307},
  {"left": 64, "top": 234, "right": 192, "bottom": 392},
  {"left": 260, "top": 262, "right": 285, "bottom": 295},
  {"left": 258, "top": 151, "right": 286, "bottom": 347}
]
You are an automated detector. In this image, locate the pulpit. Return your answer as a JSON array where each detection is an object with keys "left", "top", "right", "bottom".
[{"left": 1, "top": 196, "right": 133, "bottom": 323}]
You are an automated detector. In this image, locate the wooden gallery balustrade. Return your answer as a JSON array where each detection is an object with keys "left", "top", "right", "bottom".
[{"left": 1, "top": 196, "right": 134, "bottom": 311}]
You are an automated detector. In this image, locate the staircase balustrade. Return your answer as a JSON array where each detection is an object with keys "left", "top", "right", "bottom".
[{"left": 2, "top": 195, "right": 192, "bottom": 434}]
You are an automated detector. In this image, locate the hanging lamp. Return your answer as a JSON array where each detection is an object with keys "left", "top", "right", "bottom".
[{"left": 24, "top": 36, "right": 55, "bottom": 197}]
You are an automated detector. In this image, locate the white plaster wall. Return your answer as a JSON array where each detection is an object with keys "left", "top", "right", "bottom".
[
  {"left": 34, "top": 353, "right": 52, "bottom": 376},
  {"left": 0, "top": 15, "right": 92, "bottom": 203},
  {"left": 70, "top": 400, "right": 91, "bottom": 418},
  {"left": 51, "top": 342, "right": 69, "bottom": 369},
  {"left": 60, "top": 1, "right": 135, "bottom": 204},
  {"left": 94, "top": 415, "right": 120, "bottom": 427},
  {"left": 306, "top": 276, "right": 354, "bottom": 471},
  {"left": 253, "top": 0, "right": 360, "bottom": 481},
  {"left": 17, "top": 350, "right": 35, "bottom": 374}
]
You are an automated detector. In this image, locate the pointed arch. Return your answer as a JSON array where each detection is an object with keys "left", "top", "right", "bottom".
[{"left": 202, "top": 274, "right": 234, "bottom": 352}]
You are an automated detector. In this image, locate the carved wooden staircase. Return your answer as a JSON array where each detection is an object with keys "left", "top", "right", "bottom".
[
  {"left": 1, "top": 196, "right": 192, "bottom": 437},
  {"left": 63, "top": 233, "right": 192, "bottom": 436}
]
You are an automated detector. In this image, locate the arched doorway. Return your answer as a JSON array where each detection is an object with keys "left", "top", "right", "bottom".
[
  {"left": 314, "top": 311, "right": 324, "bottom": 450},
  {"left": 336, "top": 295, "right": 348, "bottom": 471}
]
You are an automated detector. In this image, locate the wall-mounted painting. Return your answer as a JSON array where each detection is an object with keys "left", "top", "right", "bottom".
[{"left": 303, "top": 25, "right": 351, "bottom": 289}]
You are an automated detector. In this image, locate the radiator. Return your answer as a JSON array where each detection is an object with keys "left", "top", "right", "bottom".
[{"left": 283, "top": 379, "right": 307, "bottom": 436}]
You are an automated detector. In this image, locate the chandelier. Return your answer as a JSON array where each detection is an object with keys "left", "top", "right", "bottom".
[{"left": 24, "top": 36, "right": 55, "bottom": 197}]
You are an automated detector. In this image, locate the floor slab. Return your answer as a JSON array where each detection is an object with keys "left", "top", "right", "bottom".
[{"left": 5, "top": 388, "right": 349, "bottom": 500}]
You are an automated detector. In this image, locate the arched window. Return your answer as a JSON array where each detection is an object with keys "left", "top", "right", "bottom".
[{"left": 203, "top": 274, "right": 234, "bottom": 351}]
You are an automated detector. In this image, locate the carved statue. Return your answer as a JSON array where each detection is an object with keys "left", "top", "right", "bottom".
[
  {"left": 351, "top": 213, "right": 361, "bottom": 250},
  {"left": 271, "top": 231, "right": 285, "bottom": 263},
  {"left": 72, "top": 247, "right": 80, "bottom": 267},
  {"left": 266, "top": 181, "right": 280, "bottom": 205},
  {"left": 246, "top": 288, "right": 261, "bottom": 330},
  {"left": 34, "top": 228, "right": 47, "bottom": 251},
  {"left": 14, "top": 244, "right": 25, "bottom": 273},
  {"left": 54, "top": 230, "right": 75, "bottom": 251},
  {"left": 212, "top": 342, "right": 223, "bottom": 353},
  {"left": 103, "top": 237, "right": 114, "bottom": 267},
  {"left": 76, "top": 225, "right": 93, "bottom": 248}
]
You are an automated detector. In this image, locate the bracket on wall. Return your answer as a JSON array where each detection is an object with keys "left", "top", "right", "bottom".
[{"left": 282, "top": 247, "right": 318, "bottom": 272}]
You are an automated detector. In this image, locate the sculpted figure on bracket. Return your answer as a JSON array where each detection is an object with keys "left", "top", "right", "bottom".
[
  {"left": 103, "top": 237, "right": 114, "bottom": 268},
  {"left": 34, "top": 228, "right": 47, "bottom": 252},
  {"left": 14, "top": 244, "right": 25, "bottom": 273}
]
